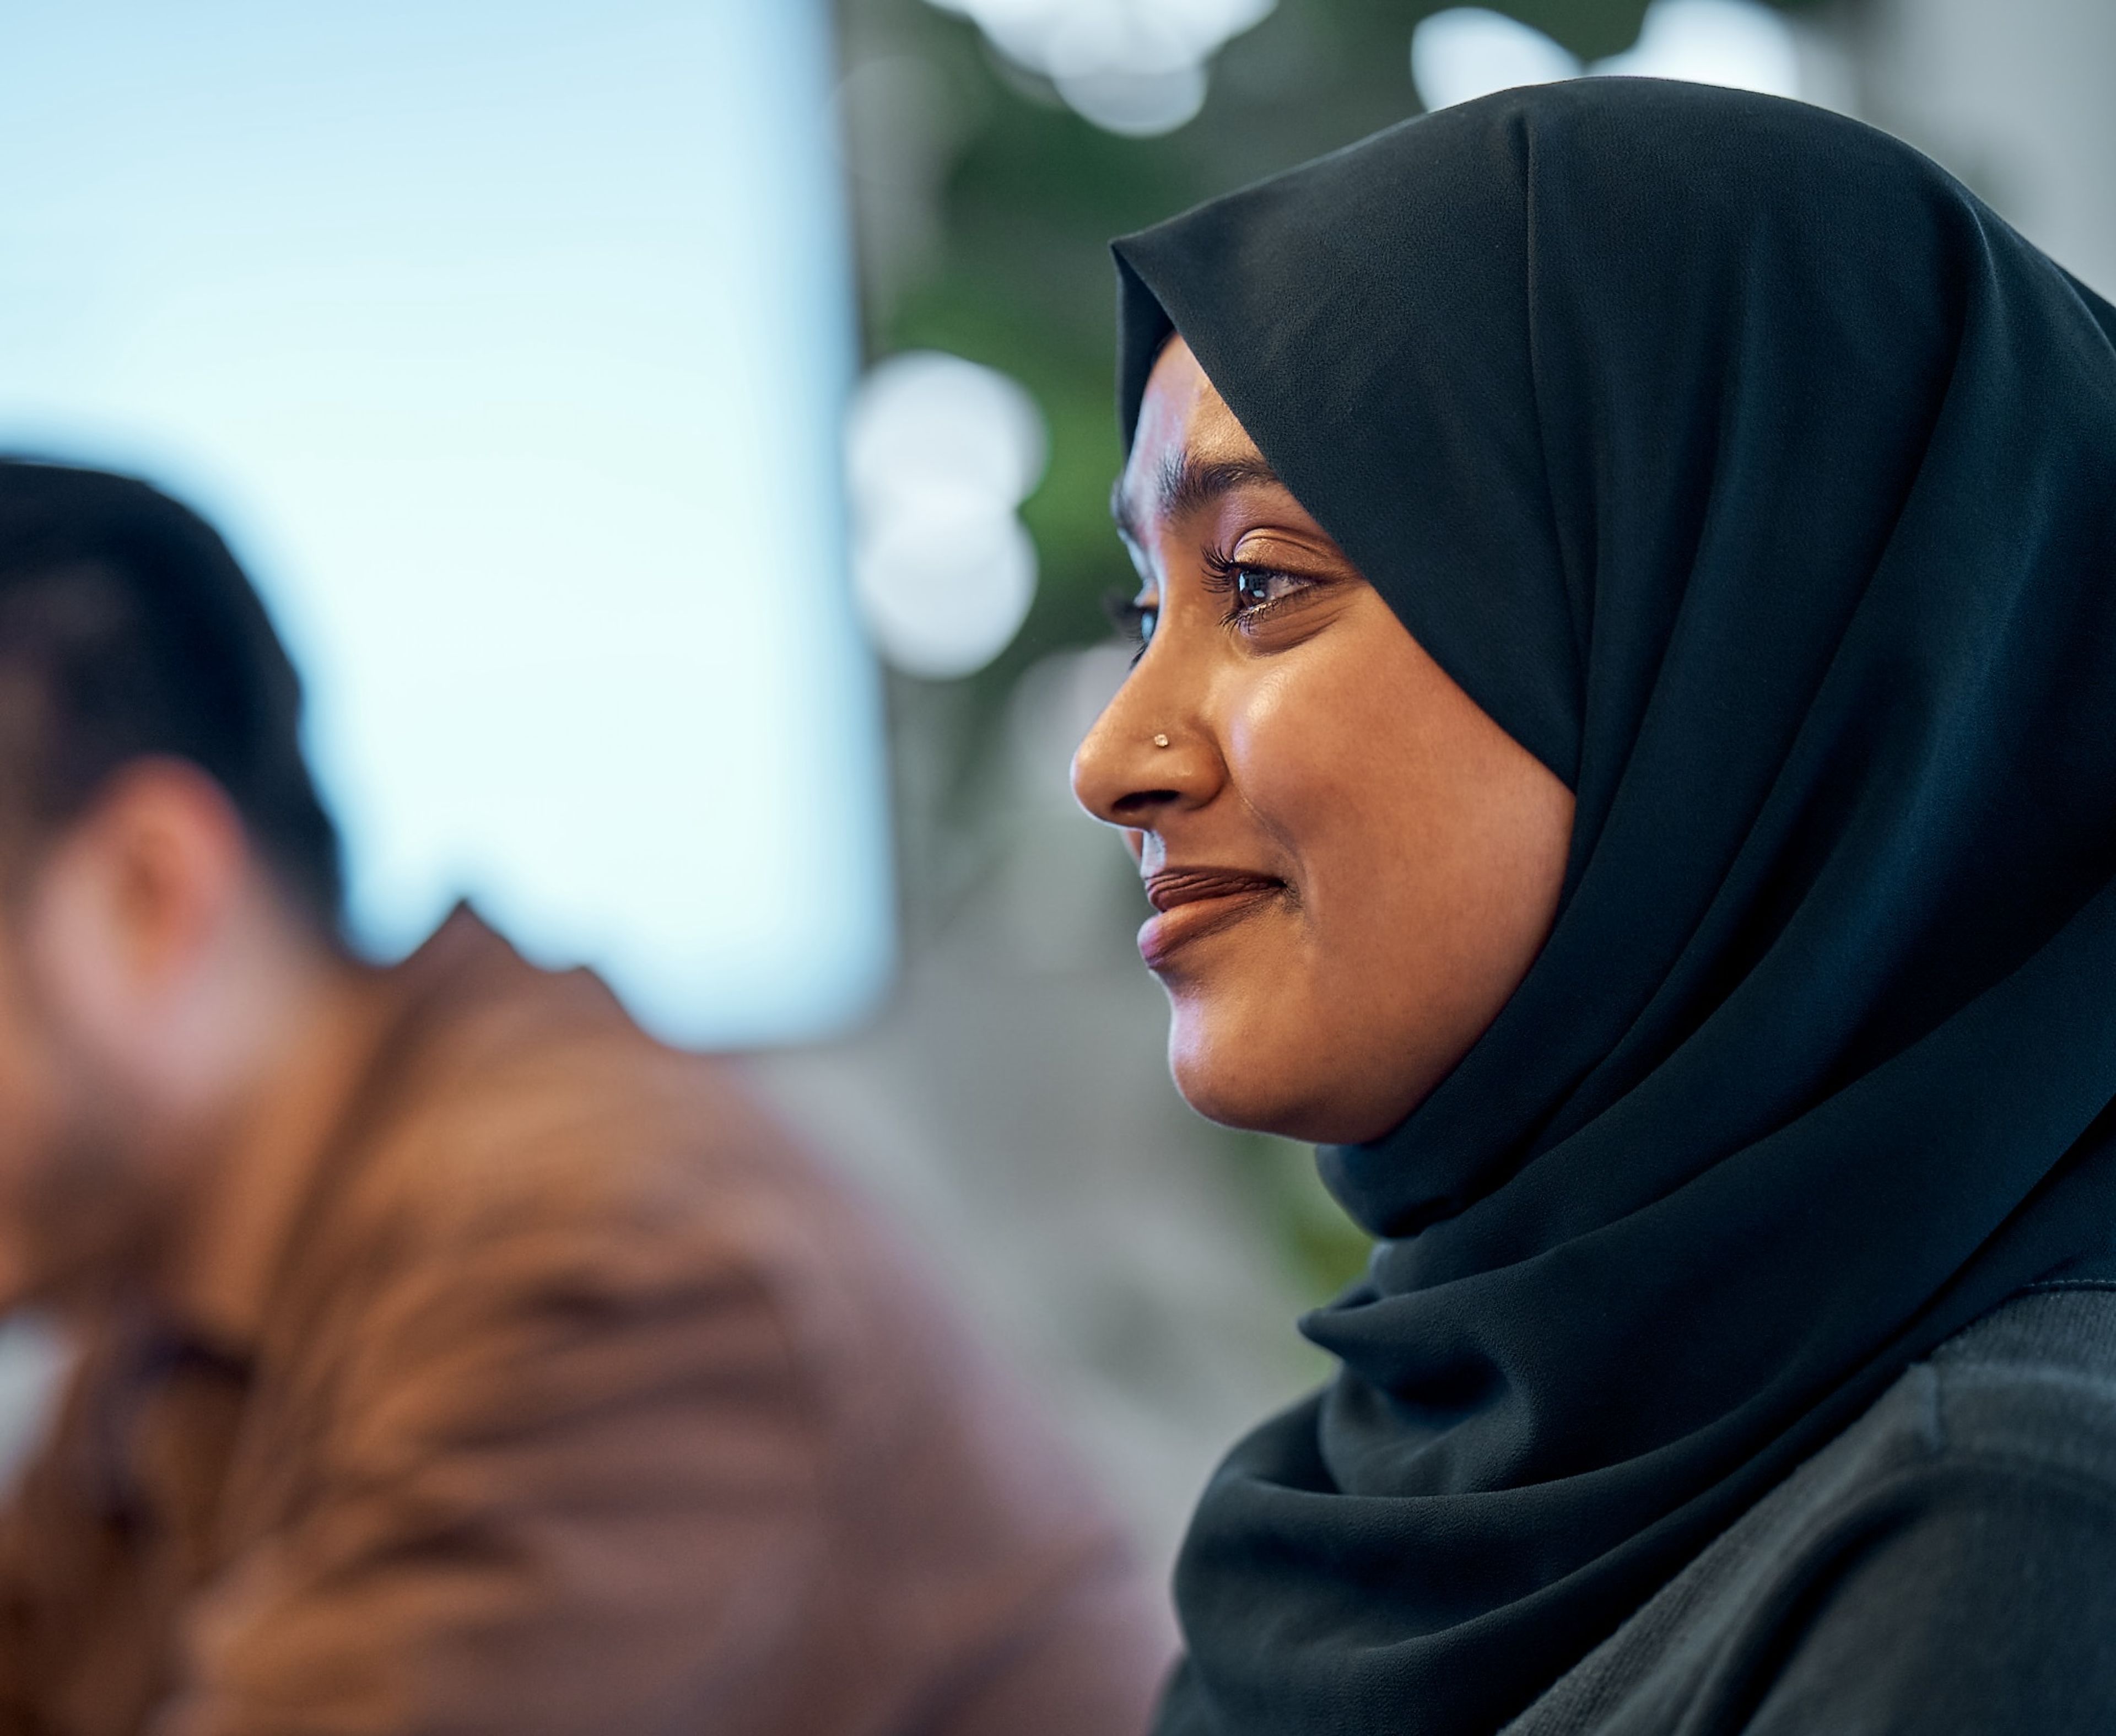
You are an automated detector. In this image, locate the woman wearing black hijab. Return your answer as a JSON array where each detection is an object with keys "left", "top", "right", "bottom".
[{"left": 1072, "top": 78, "right": 2116, "bottom": 1734}]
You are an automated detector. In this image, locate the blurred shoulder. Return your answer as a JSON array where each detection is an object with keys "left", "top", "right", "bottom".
[
  {"left": 286, "top": 913, "right": 1099, "bottom": 1501},
  {"left": 252, "top": 914, "right": 1169, "bottom": 1717},
  {"left": 327, "top": 912, "right": 888, "bottom": 1275}
]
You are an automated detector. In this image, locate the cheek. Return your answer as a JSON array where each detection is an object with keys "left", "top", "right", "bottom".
[
  {"left": 0, "top": 1017, "right": 69, "bottom": 1275},
  {"left": 0, "top": 1000, "right": 66, "bottom": 1160},
  {"left": 1176, "top": 620, "right": 1567, "bottom": 1141},
  {"left": 1222, "top": 652, "right": 1435, "bottom": 939},
  {"left": 1157, "top": 659, "right": 1429, "bottom": 1136},
  {"left": 1221, "top": 663, "right": 1365, "bottom": 864}
]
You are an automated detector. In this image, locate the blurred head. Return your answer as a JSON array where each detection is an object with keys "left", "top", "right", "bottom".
[
  {"left": 0, "top": 461, "right": 346, "bottom": 1298},
  {"left": 1071, "top": 339, "right": 1573, "bottom": 1144}
]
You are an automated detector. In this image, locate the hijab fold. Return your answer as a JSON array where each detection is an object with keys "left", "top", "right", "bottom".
[{"left": 1113, "top": 81, "right": 2116, "bottom": 1735}]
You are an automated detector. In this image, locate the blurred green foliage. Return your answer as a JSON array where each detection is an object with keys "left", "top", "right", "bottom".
[{"left": 1235, "top": 1132, "right": 1377, "bottom": 1307}]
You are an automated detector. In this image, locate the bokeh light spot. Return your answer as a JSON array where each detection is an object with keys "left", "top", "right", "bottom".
[
  {"left": 847, "top": 351, "right": 1046, "bottom": 680},
  {"left": 926, "top": 0, "right": 1274, "bottom": 137}
]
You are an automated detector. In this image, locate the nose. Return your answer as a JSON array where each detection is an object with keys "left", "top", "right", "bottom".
[{"left": 1070, "top": 655, "right": 1216, "bottom": 829}]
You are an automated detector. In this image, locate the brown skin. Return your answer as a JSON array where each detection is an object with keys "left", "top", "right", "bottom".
[
  {"left": 0, "top": 761, "right": 387, "bottom": 1318},
  {"left": 1071, "top": 338, "right": 1575, "bottom": 1144}
]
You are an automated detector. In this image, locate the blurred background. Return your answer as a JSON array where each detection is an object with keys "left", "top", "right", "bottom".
[{"left": 0, "top": 0, "right": 2111, "bottom": 1589}]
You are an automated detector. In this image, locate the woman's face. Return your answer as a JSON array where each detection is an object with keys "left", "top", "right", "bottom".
[{"left": 1072, "top": 338, "right": 1575, "bottom": 1144}]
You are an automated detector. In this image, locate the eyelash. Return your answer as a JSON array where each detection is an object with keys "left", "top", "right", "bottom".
[
  {"left": 1199, "top": 548, "right": 1314, "bottom": 626},
  {"left": 1104, "top": 553, "right": 1319, "bottom": 665}
]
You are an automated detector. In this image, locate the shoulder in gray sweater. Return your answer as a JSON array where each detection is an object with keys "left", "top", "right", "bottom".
[{"left": 1507, "top": 1285, "right": 2116, "bottom": 1736}]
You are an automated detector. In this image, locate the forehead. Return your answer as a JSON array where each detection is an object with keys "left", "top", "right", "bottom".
[{"left": 1118, "top": 337, "right": 1276, "bottom": 543}]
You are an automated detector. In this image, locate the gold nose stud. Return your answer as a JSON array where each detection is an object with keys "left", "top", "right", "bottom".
[{"left": 1153, "top": 733, "right": 1171, "bottom": 748}]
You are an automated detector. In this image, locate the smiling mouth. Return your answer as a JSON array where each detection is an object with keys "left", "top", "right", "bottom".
[{"left": 1138, "top": 868, "right": 1287, "bottom": 969}]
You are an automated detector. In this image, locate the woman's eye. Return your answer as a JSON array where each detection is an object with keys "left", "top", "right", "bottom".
[
  {"left": 1232, "top": 565, "right": 1313, "bottom": 614},
  {"left": 1103, "top": 587, "right": 1159, "bottom": 661}
]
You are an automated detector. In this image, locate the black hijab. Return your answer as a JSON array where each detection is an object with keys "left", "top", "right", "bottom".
[{"left": 1113, "top": 80, "right": 2116, "bottom": 1735}]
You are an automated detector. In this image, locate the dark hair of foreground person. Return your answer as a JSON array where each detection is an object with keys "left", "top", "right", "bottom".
[
  {"left": 1076, "top": 79, "right": 2116, "bottom": 1735},
  {"left": 0, "top": 459, "right": 1173, "bottom": 1734},
  {"left": 0, "top": 465, "right": 340, "bottom": 924}
]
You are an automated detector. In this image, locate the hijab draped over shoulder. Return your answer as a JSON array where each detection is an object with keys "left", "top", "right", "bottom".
[{"left": 1113, "top": 79, "right": 2116, "bottom": 1736}]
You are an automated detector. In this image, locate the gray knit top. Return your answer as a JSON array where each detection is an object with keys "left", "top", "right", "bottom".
[{"left": 1504, "top": 1284, "right": 2116, "bottom": 1734}]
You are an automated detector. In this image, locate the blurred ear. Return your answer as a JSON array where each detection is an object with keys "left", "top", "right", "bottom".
[{"left": 25, "top": 760, "right": 247, "bottom": 1036}]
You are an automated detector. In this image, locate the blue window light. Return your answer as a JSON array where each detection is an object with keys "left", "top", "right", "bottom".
[{"left": 0, "top": 0, "right": 893, "bottom": 1047}]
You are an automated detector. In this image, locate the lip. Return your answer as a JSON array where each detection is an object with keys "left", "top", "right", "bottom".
[{"left": 1138, "top": 867, "right": 1286, "bottom": 970}]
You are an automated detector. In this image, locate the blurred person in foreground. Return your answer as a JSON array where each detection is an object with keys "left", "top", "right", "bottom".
[{"left": 0, "top": 459, "right": 1171, "bottom": 1736}]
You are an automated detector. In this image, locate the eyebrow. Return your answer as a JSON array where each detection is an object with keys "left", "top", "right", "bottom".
[{"left": 1110, "top": 450, "right": 1286, "bottom": 549}]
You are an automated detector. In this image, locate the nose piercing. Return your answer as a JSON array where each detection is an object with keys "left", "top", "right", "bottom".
[{"left": 1152, "top": 733, "right": 1170, "bottom": 748}]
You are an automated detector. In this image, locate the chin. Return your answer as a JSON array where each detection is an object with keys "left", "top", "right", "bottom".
[
  {"left": 1164, "top": 999, "right": 1426, "bottom": 1145},
  {"left": 1166, "top": 1011, "right": 1336, "bottom": 1141}
]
